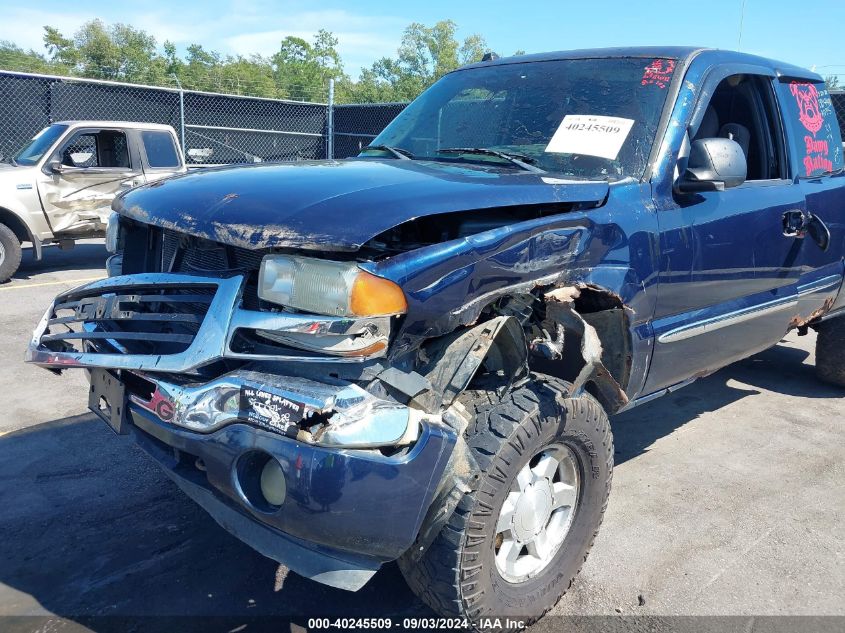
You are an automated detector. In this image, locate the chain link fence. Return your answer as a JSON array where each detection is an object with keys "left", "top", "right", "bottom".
[
  {"left": 332, "top": 102, "right": 408, "bottom": 158},
  {"left": 1, "top": 69, "right": 843, "bottom": 168},
  {"left": 831, "top": 91, "right": 845, "bottom": 138},
  {"left": 0, "top": 70, "right": 333, "bottom": 165},
  {"left": 182, "top": 90, "right": 327, "bottom": 163}
]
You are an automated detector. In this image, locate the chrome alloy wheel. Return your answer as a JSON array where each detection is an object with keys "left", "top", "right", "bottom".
[
  {"left": 494, "top": 443, "right": 580, "bottom": 583},
  {"left": 0, "top": 240, "right": 5, "bottom": 265}
]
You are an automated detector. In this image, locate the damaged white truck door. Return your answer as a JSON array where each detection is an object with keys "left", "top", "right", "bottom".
[{"left": 35, "top": 128, "right": 142, "bottom": 235}]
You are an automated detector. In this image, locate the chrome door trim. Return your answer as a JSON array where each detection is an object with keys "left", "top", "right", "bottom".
[
  {"left": 797, "top": 274, "right": 842, "bottom": 296},
  {"left": 657, "top": 295, "right": 798, "bottom": 344}
]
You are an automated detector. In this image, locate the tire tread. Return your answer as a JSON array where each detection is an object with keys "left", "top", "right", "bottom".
[
  {"left": 816, "top": 318, "right": 845, "bottom": 387},
  {"left": 398, "top": 375, "right": 613, "bottom": 629},
  {"left": 0, "top": 223, "right": 22, "bottom": 284}
]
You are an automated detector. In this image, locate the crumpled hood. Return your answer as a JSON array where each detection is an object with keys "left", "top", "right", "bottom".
[{"left": 115, "top": 159, "right": 609, "bottom": 251}]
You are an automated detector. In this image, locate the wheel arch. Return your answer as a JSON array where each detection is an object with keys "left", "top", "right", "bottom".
[
  {"left": 0, "top": 206, "right": 31, "bottom": 243},
  {"left": 412, "top": 282, "right": 633, "bottom": 416}
]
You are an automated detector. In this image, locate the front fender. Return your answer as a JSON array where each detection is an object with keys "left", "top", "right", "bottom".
[{"left": 0, "top": 170, "right": 53, "bottom": 242}]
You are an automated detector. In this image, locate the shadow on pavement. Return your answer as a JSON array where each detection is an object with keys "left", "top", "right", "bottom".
[
  {"left": 13, "top": 242, "right": 107, "bottom": 281},
  {"left": 0, "top": 414, "right": 428, "bottom": 629},
  {"left": 0, "top": 341, "right": 840, "bottom": 630},
  {"left": 612, "top": 340, "right": 841, "bottom": 465}
]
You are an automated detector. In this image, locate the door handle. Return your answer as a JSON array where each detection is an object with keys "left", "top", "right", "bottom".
[
  {"left": 782, "top": 209, "right": 830, "bottom": 251},
  {"left": 782, "top": 210, "right": 806, "bottom": 238}
]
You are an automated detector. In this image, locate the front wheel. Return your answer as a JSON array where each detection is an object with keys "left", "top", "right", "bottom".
[
  {"left": 399, "top": 376, "right": 613, "bottom": 628},
  {"left": 0, "top": 222, "right": 23, "bottom": 284}
]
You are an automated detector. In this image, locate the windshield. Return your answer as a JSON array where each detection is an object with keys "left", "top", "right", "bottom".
[
  {"left": 13, "top": 124, "right": 69, "bottom": 166},
  {"left": 364, "top": 57, "right": 677, "bottom": 180}
]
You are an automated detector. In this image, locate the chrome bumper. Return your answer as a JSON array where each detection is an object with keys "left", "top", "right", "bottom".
[
  {"left": 128, "top": 367, "right": 422, "bottom": 448},
  {"left": 26, "top": 273, "right": 391, "bottom": 372}
]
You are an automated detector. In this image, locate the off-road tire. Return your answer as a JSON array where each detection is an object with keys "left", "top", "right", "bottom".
[
  {"left": 0, "top": 223, "right": 22, "bottom": 284},
  {"left": 816, "top": 317, "right": 845, "bottom": 387},
  {"left": 399, "top": 376, "right": 613, "bottom": 629}
]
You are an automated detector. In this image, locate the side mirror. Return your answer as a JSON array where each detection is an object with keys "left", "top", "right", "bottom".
[
  {"left": 46, "top": 159, "right": 64, "bottom": 175},
  {"left": 678, "top": 138, "right": 746, "bottom": 192}
]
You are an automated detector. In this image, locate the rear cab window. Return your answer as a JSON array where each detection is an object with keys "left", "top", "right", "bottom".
[
  {"left": 777, "top": 79, "right": 844, "bottom": 177},
  {"left": 141, "top": 130, "right": 181, "bottom": 168}
]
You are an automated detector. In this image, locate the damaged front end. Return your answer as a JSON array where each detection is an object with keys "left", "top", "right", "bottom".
[
  {"left": 26, "top": 194, "right": 635, "bottom": 591},
  {"left": 25, "top": 267, "right": 460, "bottom": 589}
]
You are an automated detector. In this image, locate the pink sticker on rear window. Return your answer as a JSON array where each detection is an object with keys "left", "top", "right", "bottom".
[
  {"left": 789, "top": 81, "right": 824, "bottom": 135},
  {"left": 641, "top": 59, "right": 676, "bottom": 88},
  {"left": 790, "top": 81, "right": 833, "bottom": 175}
]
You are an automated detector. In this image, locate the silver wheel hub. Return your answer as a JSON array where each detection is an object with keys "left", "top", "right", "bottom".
[
  {"left": 494, "top": 444, "right": 579, "bottom": 583},
  {"left": 511, "top": 479, "right": 553, "bottom": 542}
]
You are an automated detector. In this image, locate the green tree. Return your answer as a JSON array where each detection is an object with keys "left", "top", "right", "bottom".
[
  {"left": 179, "top": 44, "right": 223, "bottom": 91},
  {"left": 0, "top": 18, "right": 507, "bottom": 104},
  {"left": 42, "top": 26, "right": 77, "bottom": 67},
  {"left": 0, "top": 40, "right": 58, "bottom": 75},
  {"left": 345, "top": 20, "right": 489, "bottom": 103},
  {"left": 44, "top": 19, "right": 164, "bottom": 83},
  {"left": 825, "top": 75, "right": 841, "bottom": 90},
  {"left": 272, "top": 30, "right": 344, "bottom": 101}
]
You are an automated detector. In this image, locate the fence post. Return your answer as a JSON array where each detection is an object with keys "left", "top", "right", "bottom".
[
  {"left": 171, "top": 73, "right": 186, "bottom": 162},
  {"left": 327, "top": 78, "right": 335, "bottom": 160}
]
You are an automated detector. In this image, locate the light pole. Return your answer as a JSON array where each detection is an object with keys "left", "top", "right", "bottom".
[{"left": 171, "top": 73, "right": 186, "bottom": 162}]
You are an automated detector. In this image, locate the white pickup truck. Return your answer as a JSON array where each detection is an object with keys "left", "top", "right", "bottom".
[{"left": 0, "top": 120, "right": 185, "bottom": 282}]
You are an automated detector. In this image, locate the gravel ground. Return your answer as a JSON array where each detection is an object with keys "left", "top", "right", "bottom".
[{"left": 0, "top": 242, "right": 842, "bottom": 632}]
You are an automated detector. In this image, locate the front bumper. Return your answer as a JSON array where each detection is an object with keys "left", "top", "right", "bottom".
[
  {"left": 126, "top": 391, "right": 455, "bottom": 590},
  {"left": 26, "top": 272, "right": 458, "bottom": 590}
]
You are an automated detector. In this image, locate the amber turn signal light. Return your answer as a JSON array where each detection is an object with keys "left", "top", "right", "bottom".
[{"left": 350, "top": 270, "right": 408, "bottom": 317}]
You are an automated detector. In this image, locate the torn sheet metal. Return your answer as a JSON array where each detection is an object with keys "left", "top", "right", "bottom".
[
  {"left": 418, "top": 316, "right": 529, "bottom": 409},
  {"left": 41, "top": 174, "right": 131, "bottom": 234},
  {"left": 543, "top": 287, "right": 629, "bottom": 411}
]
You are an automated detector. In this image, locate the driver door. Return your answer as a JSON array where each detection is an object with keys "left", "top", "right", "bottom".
[
  {"left": 36, "top": 128, "right": 141, "bottom": 234},
  {"left": 645, "top": 70, "right": 805, "bottom": 393}
]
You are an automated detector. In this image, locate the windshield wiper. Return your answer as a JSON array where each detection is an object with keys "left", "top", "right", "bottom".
[
  {"left": 436, "top": 147, "right": 546, "bottom": 173},
  {"left": 362, "top": 144, "right": 414, "bottom": 160}
]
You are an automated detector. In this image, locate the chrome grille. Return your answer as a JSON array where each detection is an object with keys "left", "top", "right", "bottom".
[
  {"left": 42, "top": 282, "right": 216, "bottom": 356},
  {"left": 27, "top": 273, "right": 387, "bottom": 372}
]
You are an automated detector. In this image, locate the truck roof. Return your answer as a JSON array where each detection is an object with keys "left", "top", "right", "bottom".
[
  {"left": 462, "top": 46, "right": 823, "bottom": 82},
  {"left": 51, "top": 120, "right": 177, "bottom": 131}
]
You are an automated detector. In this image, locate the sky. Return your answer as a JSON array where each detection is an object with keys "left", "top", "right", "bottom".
[{"left": 0, "top": 0, "right": 843, "bottom": 80}]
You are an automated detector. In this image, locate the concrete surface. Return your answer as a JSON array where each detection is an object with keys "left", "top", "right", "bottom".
[{"left": 0, "top": 243, "right": 842, "bottom": 631}]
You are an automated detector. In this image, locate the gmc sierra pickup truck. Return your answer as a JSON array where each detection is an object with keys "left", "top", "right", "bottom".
[
  {"left": 26, "top": 47, "right": 845, "bottom": 627},
  {"left": 0, "top": 121, "right": 185, "bottom": 282}
]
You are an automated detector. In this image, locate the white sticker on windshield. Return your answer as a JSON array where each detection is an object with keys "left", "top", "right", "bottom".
[{"left": 545, "top": 115, "right": 635, "bottom": 160}]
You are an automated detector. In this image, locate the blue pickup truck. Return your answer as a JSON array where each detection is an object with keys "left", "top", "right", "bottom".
[{"left": 26, "top": 47, "right": 845, "bottom": 627}]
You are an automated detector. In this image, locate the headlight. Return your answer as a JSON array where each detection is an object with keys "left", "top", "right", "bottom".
[
  {"left": 105, "top": 211, "right": 121, "bottom": 253},
  {"left": 258, "top": 255, "right": 406, "bottom": 317}
]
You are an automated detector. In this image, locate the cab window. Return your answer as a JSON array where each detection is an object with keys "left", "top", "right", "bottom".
[
  {"left": 777, "top": 79, "right": 844, "bottom": 177},
  {"left": 59, "top": 130, "right": 130, "bottom": 168},
  {"left": 141, "top": 131, "right": 180, "bottom": 168},
  {"left": 691, "top": 74, "right": 785, "bottom": 181}
]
